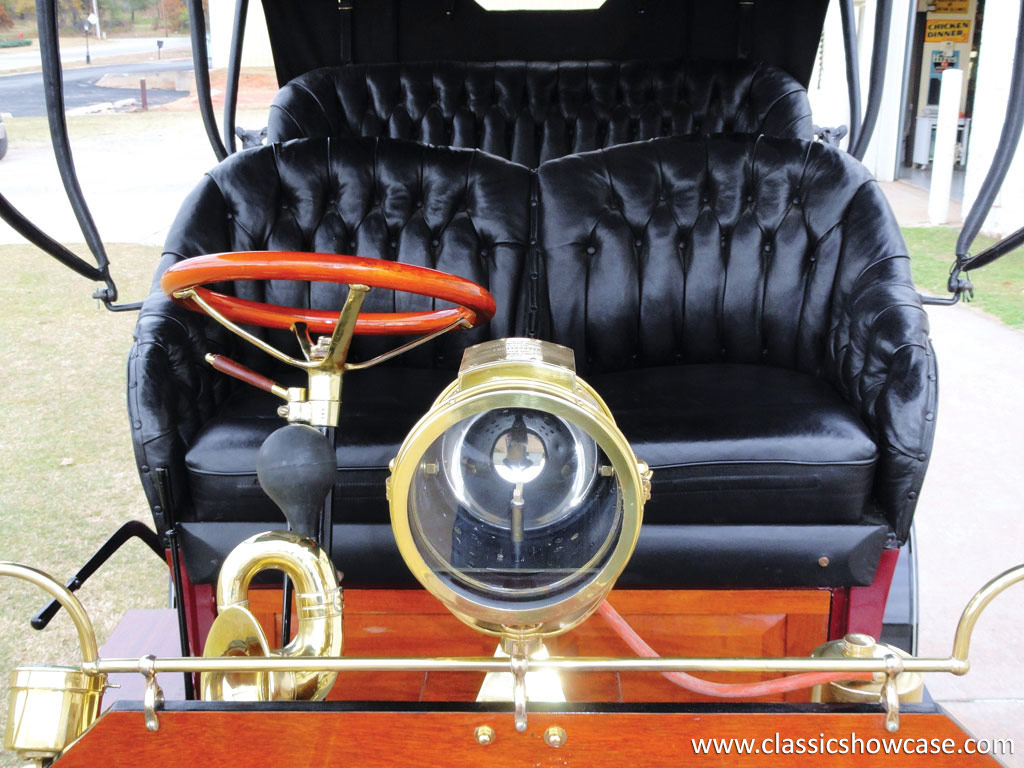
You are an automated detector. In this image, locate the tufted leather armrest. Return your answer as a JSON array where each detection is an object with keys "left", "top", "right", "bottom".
[
  {"left": 127, "top": 178, "right": 238, "bottom": 532},
  {"left": 268, "top": 59, "right": 813, "bottom": 167},
  {"left": 824, "top": 187, "right": 937, "bottom": 543}
]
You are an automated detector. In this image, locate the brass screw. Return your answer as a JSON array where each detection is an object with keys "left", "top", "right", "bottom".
[
  {"left": 474, "top": 725, "right": 495, "bottom": 746},
  {"left": 544, "top": 726, "right": 567, "bottom": 748},
  {"left": 818, "top": 556, "right": 830, "bottom": 567}
]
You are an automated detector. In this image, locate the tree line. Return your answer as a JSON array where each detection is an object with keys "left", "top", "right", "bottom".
[{"left": 0, "top": 0, "right": 193, "bottom": 34}]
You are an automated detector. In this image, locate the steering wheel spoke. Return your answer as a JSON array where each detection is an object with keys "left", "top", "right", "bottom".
[{"left": 161, "top": 251, "right": 496, "bottom": 428}]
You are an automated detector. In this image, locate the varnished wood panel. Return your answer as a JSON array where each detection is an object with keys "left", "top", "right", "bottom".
[
  {"left": 245, "top": 588, "right": 831, "bottom": 704},
  {"left": 56, "top": 707, "right": 1002, "bottom": 768}
]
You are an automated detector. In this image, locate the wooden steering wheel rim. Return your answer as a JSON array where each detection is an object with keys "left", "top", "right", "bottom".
[{"left": 160, "top": 251, "right": 497, "bottom": 336}]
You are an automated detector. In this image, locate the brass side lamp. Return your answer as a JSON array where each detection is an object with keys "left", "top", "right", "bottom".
[{"left": 1, "top": 563, "right": 107, "bottom": 764}]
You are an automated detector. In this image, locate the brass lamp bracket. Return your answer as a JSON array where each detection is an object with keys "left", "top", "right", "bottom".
[
  {"left": 140, "top": 655, "right": 164, "bottom": 733},
  {"left": 881, "top": 654, "right": 903, "bottom": 733},
  {"left": 177, "top": 284, "right": 469, "bottom": 428}
]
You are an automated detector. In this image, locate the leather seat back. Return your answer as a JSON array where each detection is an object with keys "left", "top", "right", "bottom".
[
  {"left": 268, "top": 60, "right": 813, "bottom": 167},
  {"left": 162, "top": 136, "right": 532, "bottom": 368},
  {"left": 536, "top": 135, "right": 912, "bottom": 378}
]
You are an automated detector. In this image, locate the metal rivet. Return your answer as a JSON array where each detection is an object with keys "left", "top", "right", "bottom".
[
  {"left": 925, "top": 412, "right": 934, "bottom": 421},
  {"left": 908, "top": 491, "right": 917, "bottom": 500},
  {"left": 544, "top": 726, "right": 567, "bottom": 748},
  {"left": 587, "top": 246, "right": 596, "bottom": 255},
  {"left": 818, "top": 556, "right": 830, "bottom": 567},
  {"left": 140, "top": 464, "right": 150, "bottom": 473},
  {"left": 133, "top": 421, "right": 142, "bottom": 429},
  {"left": 474, "top": 725, "right": 495, "bottom": 746},
  {"left": 918, "top": 453, "right": 927, "bottom": 461}
]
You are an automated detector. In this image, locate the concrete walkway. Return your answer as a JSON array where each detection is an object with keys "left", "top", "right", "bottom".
[{"left": 880, "top": 179, "right": 1023, "bottom": 766}]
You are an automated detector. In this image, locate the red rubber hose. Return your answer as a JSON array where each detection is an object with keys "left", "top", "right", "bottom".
[{"left": 598, "top": 600, "right": 875, "bottom": 698}]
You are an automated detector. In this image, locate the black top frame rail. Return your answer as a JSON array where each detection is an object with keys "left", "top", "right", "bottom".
[
  {"left": 922, "top": 0, "right": 1024, "bottom": 306},
  {"left": 0, "top": 0, "right": 142, "bottom": 311},
  {"left": 187, "top": 0, "right": 229, "bottom": 161},
  {"left": 839, "top": 0, "right": 862, "bottom": 153},
  {"left": 851, "top": 0, "right": 893, "bottom": 160}
]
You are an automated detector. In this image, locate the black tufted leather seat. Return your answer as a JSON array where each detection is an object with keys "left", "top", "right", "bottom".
[
  {"left": 267, "top": 60, "right": 813, "bottom": 167},
  {"left": 129, "top": 134, "right": 935, "bottom": 589}
]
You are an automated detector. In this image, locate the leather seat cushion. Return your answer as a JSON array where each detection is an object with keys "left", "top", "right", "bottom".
[
  {"left": 588, "top": 364, "right": 878, "bottom": 525},
  {"left": 184, "top": 367, "right": 457, "bottom": 524},
  {"left": 185, "top": 362, "right": 876, "bottom": 528}
]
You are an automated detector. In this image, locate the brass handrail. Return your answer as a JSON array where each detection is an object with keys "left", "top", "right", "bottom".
[
  {"left": 952, "top": 563, "right": 1024, "bottom": 664},
  {"left": 84, "top": 654, "right": 965, "bottom": 677},
  {"left": 0, "top": 562, "right": 99, "bottom": 665}
]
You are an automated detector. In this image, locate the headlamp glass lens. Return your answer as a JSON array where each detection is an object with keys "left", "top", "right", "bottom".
[{"left": 408, "top": 407, "right": 624, "bottom": 605}]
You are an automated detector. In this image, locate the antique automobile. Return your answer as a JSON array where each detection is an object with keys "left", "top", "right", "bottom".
[{"left": 2, "top": 0, "right": 1023, "bottom": 766}]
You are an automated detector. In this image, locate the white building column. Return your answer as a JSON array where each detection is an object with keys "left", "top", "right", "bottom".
[
  {"left": 809, "top": 0, "right": 914, "bottom": 180},
  {"left": 962, "top": 3, "right": 1024, "bottom": 239},
  {"left": 859, "top": 0, "right": 914, "bottom": 181},
  {"left": 208, "top": 0, "right": 275, "bottom": 70}
]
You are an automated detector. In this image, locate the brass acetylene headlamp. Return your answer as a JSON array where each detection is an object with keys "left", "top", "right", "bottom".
[{"left": 388, "top": 339, "right": 651, "bottom": 640}]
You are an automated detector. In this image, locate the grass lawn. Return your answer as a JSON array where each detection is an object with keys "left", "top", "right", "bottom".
[
  {"left": 4, "top": 109, "right": 272, "bottom": 148},
  {"left": 905, "top": 227, "right": 1024, "bottom": 328},
  {"left": 0, "top": 243, "right": 167, "bottom": 767}
]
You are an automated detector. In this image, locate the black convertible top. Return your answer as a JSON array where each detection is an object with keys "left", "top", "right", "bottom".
[{"left": 259, "top": 0, "right": 830, "bottom": 88}]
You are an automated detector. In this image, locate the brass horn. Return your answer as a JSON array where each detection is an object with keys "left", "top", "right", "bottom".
[
  {"left": 200, "top": 531, "right": 343, "bottom": 702},
  {"left": 201, "top": 424, "right": 344, "bottom": 702}
]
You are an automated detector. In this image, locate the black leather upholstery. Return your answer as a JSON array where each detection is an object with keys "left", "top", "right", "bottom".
[
  {"left": 589, "top": 365, "right": 877, "bottom": 526},
  {"left": 129, "top": 134, "right": 936, "bottom": 589},
  {"left": 268, "top": 60, "right": 813, "bottom": 167},
  {"left": 535, "top": 135, "right": 936, "bottom": 543},
  {"left": 128, "top": 137, "right": 531, "bottom": 536}
]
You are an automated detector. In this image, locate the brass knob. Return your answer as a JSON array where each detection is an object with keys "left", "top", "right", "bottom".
[
  {"left": 474, "top": 725, "right": 495, "bottom": 746},
  {"left": 544, "top": 726, "right": 567, "bottom": 748},
  {"left": 841, "top": 633, "right": 877, "bottom": 658}
]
